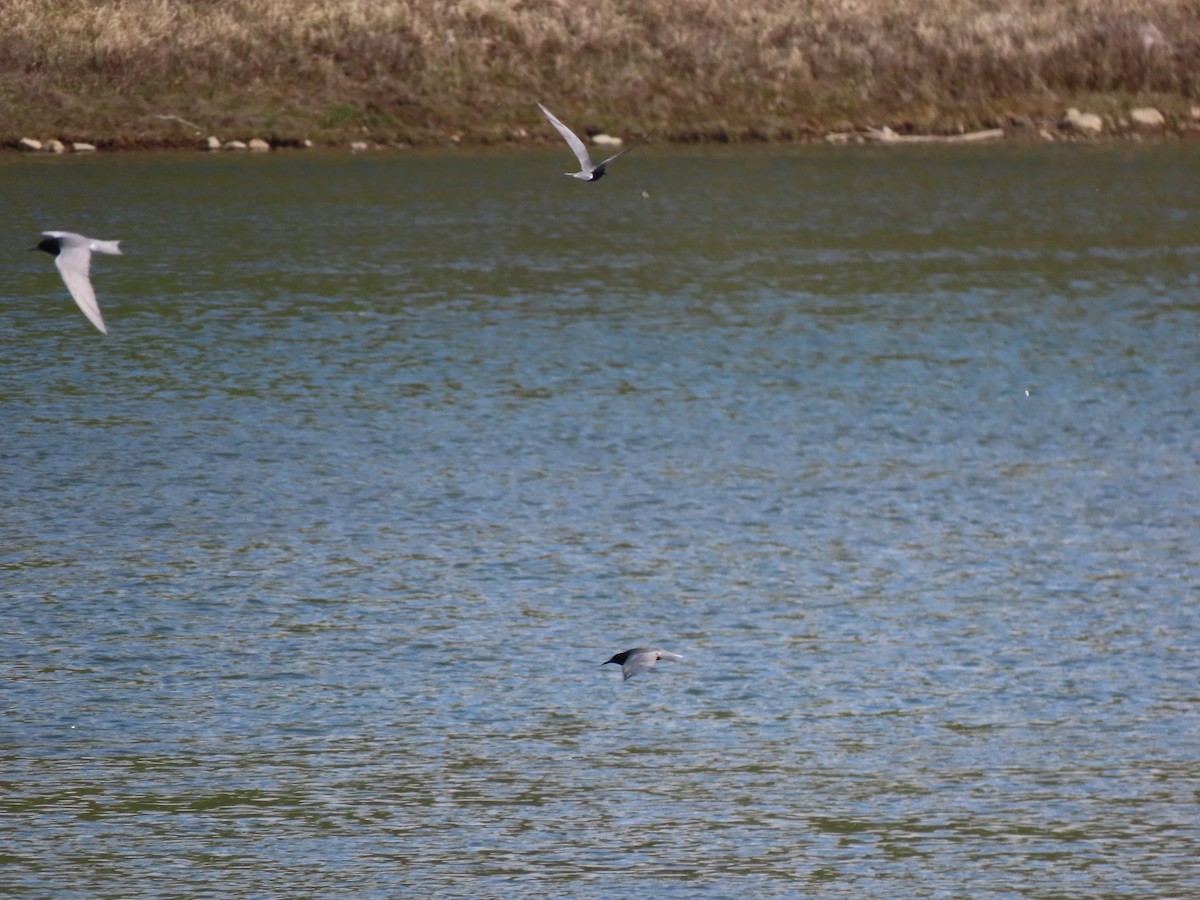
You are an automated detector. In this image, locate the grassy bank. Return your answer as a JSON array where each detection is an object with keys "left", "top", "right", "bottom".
[{"left": 2, "top": 0, "right": 1199, "bottom": 148}]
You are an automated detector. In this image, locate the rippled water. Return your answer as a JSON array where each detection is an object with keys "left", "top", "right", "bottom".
[{"left": 2, "top": 144, "right": 1199, "bottom": 896}]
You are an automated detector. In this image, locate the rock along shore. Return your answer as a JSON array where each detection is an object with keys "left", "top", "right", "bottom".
[{"left": 8, "top": 104, "right": 1200, "bottom": 154}]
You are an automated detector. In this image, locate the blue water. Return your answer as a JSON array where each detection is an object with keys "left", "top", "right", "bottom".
[{"left": 2, "top": 144, "right": 1199, "bottom": 896}]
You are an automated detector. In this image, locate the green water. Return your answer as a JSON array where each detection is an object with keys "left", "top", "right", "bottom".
[{"left": 2, "top": 144, "right": 1198, "bottom": 896}]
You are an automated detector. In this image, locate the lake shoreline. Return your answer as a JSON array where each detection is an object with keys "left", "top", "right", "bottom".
[
  {"left": 7, "top": 108, "right": 1200, "bottom": 155},
  {"left": 7, "top": 0, "right": 1198, "bottom": 156}
]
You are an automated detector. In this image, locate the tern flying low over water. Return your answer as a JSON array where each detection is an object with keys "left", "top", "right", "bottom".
[
  {"left": 537, "top": 102, "right": 650, "bottom": 182},
  {"left": 602, "top": 647, "right": 684, "bottom": 681},
  {"left": 33, "top": 231, "right": 123, "bottom": 334}
]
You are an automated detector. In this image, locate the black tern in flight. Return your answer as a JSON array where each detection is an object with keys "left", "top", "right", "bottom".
[
  {"left": 537, "top": 102, "right": 649, "bottom": 182},
  {"left": 602, "top": 647, "right": 684, "bottom": 680},
  {"left": 33, "top": 231, "right": 123, "bottom": 334}
]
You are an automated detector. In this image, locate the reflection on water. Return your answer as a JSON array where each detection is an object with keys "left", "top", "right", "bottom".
[{"left": 2, "top": 145, "right": 1198, "bottom": 896}]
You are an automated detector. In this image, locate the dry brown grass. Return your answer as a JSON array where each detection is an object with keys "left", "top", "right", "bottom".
[{"left": 1, "top": 0, "right": 1197, "bottom": 145}]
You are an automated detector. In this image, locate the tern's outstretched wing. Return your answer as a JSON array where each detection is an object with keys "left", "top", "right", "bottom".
[
  {"left": 621, "top": 648, "right": 683, "bottom": 680},
  {"left": 538, "top": 102, "right": 594, "bottom": 171},
  {"left": 619, "top": 653, "right": 648, "bottom": 679},
  {"left": 596, "top": 131, "right": 653, "bottom": 169},
  {"left": 54, "top": 245, "right": 107, "bottom": 334}
]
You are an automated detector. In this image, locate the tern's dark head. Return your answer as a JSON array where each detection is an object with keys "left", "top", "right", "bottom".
[
  {"left": 589, "top": 166, "right": 607, "bottom": 182},
  {"left": 602, "top": 650, "right": 631, "bottom": 667},
  {"left": 33, "top": 236, "right": 61, "bottom": 256}
]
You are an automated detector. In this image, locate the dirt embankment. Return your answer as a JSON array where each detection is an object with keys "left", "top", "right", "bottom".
[{"left": 3, "top": 0, "right": 1199, "bottom": 150}]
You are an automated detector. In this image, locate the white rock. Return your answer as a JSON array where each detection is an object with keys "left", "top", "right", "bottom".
[
  {"left": 1139, "top": 23, "right": 1166, "bottom": 51},
  {"left": 72, "top": 142, "right": 97, "bottom": 152},
  {"left": 43, "top": 139, "right": 66, "bottom": 153},
  {"left": 591, "top": 133, "right": 623, "bottom": 147},
  {"left": 1190, "top": 106, "right": 1200, "bottom": 122},
  {"left": 202, "top": 135, "right": 222, "bottom": 150},
  {"left": 1130, "top": 107, "right": 1165, "bottom": 128},
  {"left": 1063, "top": 108, "right": 1103, "bottom": 134},
  {"left": 223, "top": 140, "right": 248, "bottom": 150},
  {"left": 248, "top": 138, "right": 271, "bottom": 152},
  {"left": 18, "top": 137, "right": 42, "bottom": 151},
  {"left": 301, "top": 139, "right": 314, "bottom": 149},
  {"left": 349, "top": 141, "right": 370, "bottom": 151}
]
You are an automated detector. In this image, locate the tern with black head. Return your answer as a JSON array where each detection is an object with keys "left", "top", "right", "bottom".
[
  {"left": 33, "top": 231, "right": 123, "bottom": 334},
  {"left": 602, "top": 647, "right": 684, "bottom": 680},
  {"left": 537, "top": 102, "right": 650, "bottom": 182}
]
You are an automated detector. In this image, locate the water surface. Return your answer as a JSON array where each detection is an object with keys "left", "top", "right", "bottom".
[{"left": 2, "top": 144, "right": 1198, "bottom": 896}]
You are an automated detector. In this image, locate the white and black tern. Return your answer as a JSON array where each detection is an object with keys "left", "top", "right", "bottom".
[
  {"left": 33, "top": 230, "right": 123, "bottom": 334},
  {"left": 537, "top": 102, "right": 650, "bottom": 182},
  {"left": 602, "top": 647, "right": 684, "bottom": 681}
]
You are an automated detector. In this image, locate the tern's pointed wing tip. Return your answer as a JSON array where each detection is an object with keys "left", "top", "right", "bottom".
[
  {"left": 597, "top": 131, "right": 652, "bottom": 168},
  {"left": 58, "top": 272, "right": 105, "bottom": 331},
  {"left": 537, "top": 102, "right": 593, "bottom": 171},
  {"left": 52, "top": 248, "right": 108, "bottom": 333}
]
